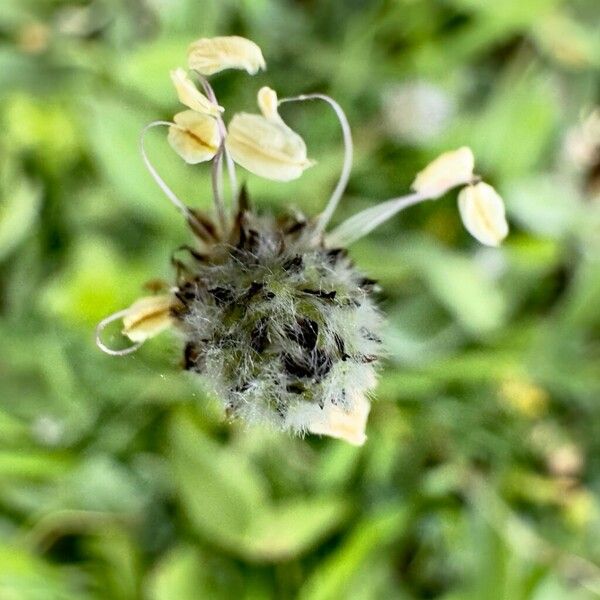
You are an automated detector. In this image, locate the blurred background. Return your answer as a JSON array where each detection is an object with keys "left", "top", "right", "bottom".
[{"left": 1, "top": 0, "right": 600, "bottom": 598}]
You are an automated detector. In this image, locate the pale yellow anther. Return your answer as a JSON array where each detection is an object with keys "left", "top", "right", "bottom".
[
  {"left": 307, "top": 392, "right": 371, "bottom": 446},
  {"left": 458, "top": 181, "right": 509, "bottom": 247},
  {"left": 257, "top": 86, "right": 283, "bottom": 124},
  {"left": 225, "top": 109, "right": 314, "bottom": 181},
  {"left": 411, "top": 146, "right": 475, "bottom": 198},
  {"left": 170, "top": 68, "right": 223, "bottom": 116},
  {"left": 122, "top": 295, "right": 174, "bottom": 343},
  {"left": 187, "top": 36, "right": 266, "bottom": 76},
  {"left": 167, "top": 110, "right": 220, "bottom": 164}
]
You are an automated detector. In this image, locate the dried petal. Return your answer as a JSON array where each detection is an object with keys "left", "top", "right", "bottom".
[
  {"left": 122, "top": 295, "right": 174, "bottom": 343},
  {"left": 458, "top": 182, "right": 509, "bottom": 246},
  {"left": 168, "top": 110, "right": 220, "bottom": 164},
  {"left": 225, "top": 112, "right": 314, "bottom": 181},
  {"left": 307, "top": 392, "right": 371, "bottom": 446},
  {"left": 170, "top": 67, "right": 223, "bottom": 116},
  {"left": 412, "top": 146, "right": 475, "bottom": 198},
  {"left": 187, "top": 36, "right": 266, "bottom": 76}
]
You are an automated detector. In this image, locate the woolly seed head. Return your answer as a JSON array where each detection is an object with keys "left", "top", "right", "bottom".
[
  {"left": 97, "top": 35, "right": 509, "bottom": 445},
  {"left": 171, "top": 200, "right": 382, "bottom": 441}
]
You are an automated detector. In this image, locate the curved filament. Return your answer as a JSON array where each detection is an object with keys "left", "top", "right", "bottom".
[
  {"left": 95, "top": 309, "right": 143, "bottom": 356},
  {"left": 279, "top": 94, "right": 353, "bottom": 236},
  {"left": 140, "top": 121, "right": 212, "bottom": 240}
]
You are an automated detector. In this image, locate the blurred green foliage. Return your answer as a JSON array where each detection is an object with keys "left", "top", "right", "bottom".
[{"left": 1, "top": 0, "right": 600, "bottom": 598}]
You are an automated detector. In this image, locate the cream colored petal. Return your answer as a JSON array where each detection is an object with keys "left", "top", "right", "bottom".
[
  {"left": 257, "top": 86, "right": 283, "bottom": 124},
  {"left": 122, "top": 295, "right": 174, "bottom": 343},
  {"left": 167, "top": 110, "right": 220, "bottom": 164},
  {"left": 225, "top": 112, "right": 314, "bottom": 181},
  {"left": 187, "top": 36, "right": 266, "bottom": 76},
  {"left": 307, "top": 393, "right": 371, "bottom": 446},
  {"left": 458, "top": 182, "right": 509, "bottom": 246},
  {"left": 411, "top": 146, "right": 475, "bottom": 198},
  {"left": 170, "top": 67, "right": 223, "bottom": 116}
]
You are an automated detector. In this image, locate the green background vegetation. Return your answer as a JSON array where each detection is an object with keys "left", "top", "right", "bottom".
[{"left": 1, "top": 0, "right": 600, "bottom": 598}]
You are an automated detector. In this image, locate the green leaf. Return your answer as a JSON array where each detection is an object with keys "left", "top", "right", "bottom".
[
  {"left": 408, "top": 240, "right": 507, "bottom": 335},
  {"left": 240, "top": 497, "right": 348, "bottom": 562},
  {"left": 57, "top": 455, "right": 146, "bottom": 514},
  {"left": 470, "top": 70, "right": 559, "bottom": 181},
  {"left": 146, "top": 545, "right": 242, "bottom": 600},
  {"left": 0, "top": 161, "right": 41, "bottom": 261},
  {"left": 147, "top": 546, "right": 206, "bottom": 600},
  {"left": 0, "top": 451, "right": 71, "bottom": 480},
  {"left": 169, "top": 412, "right": 268, "bottom": 549},
  {"left": 0, "top": 544, "right": 85, "bottom": 600},
  {"left": 86, "top": 528, "right": 140, "bottom": 600},
  {"left": 506, "top": 174, "right": 584, "bottom": 237},
  {"left": 299, "top": 506, "right": 408, "bottom": 600}
]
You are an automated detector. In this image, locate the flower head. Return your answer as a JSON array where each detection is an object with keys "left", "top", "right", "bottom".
[
  {"left": 98, "top": 35, "right": 509, "bottom": 446},
  {"left": 187, "top": 36, "right": 266, "bottom": 76}
]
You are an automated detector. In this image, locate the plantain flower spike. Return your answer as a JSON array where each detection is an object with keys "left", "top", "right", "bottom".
[
  {"left": 225, "top": 87, "right": 315, "bottom": 181},
  {"left": 411, "top": 146, "right": 475, "bottom": 198},
  {"left": 99, "top": 35, "right": 511, "bottom": 446},
  {"left": 167, "top": 110, "right": 220, "bottom": 164},
  {"left": 187, "top": 36, "right": 266, "bottom": 76},
  {"left": 122, "top": 295, "right": 175, "bottom": 343},
  {"left": 458, "top": 181, "right": 509, "bottom": 247},
  {"left": 170, "top": 67, "right": 224, "bottom": 116}
]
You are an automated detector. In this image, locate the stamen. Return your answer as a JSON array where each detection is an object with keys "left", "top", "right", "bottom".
[
  {"left": 140, "top": 121, "right": 212, "bottom": 240},
  {"left": 95, "top": 309, "right": 143, "bottom": 356},
  {"left": 326, "top": 192, "right": 427, "bottom": 247},
  {"left": 199, "top": 76, "right": 240, "bottom": 211},
  {"left": 212, "top": 144, "right": 228, "bottom": 234},
  {"left": 192, "top": 78, "right": 228, "bottom": 232},
  {"left": 278, "top": 94, "right": 353, "bottom": 236}
]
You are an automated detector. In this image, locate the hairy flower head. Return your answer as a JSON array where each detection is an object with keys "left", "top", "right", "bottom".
[{"left": 98, "top": 36, "right": 510, "bottom": 445}]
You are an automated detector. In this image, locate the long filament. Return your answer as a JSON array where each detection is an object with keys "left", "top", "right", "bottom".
[
  {"left": 212, "top": 144, "right": 227, "bottom": 234},
  {"left": 199, "top": 76, "right": 239, "bottom": 212},
  {"left": 95, "top": 309, "right": 143, "bottom": 356},
  {"left": 279, "top": 94, "right": 353, "bottom": 236},
  {"left": 326, "top": 192, "right": 427, "bottom": 247},
  {"left": 140, "top": 121, "right": 212, "bottom": 240}
]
